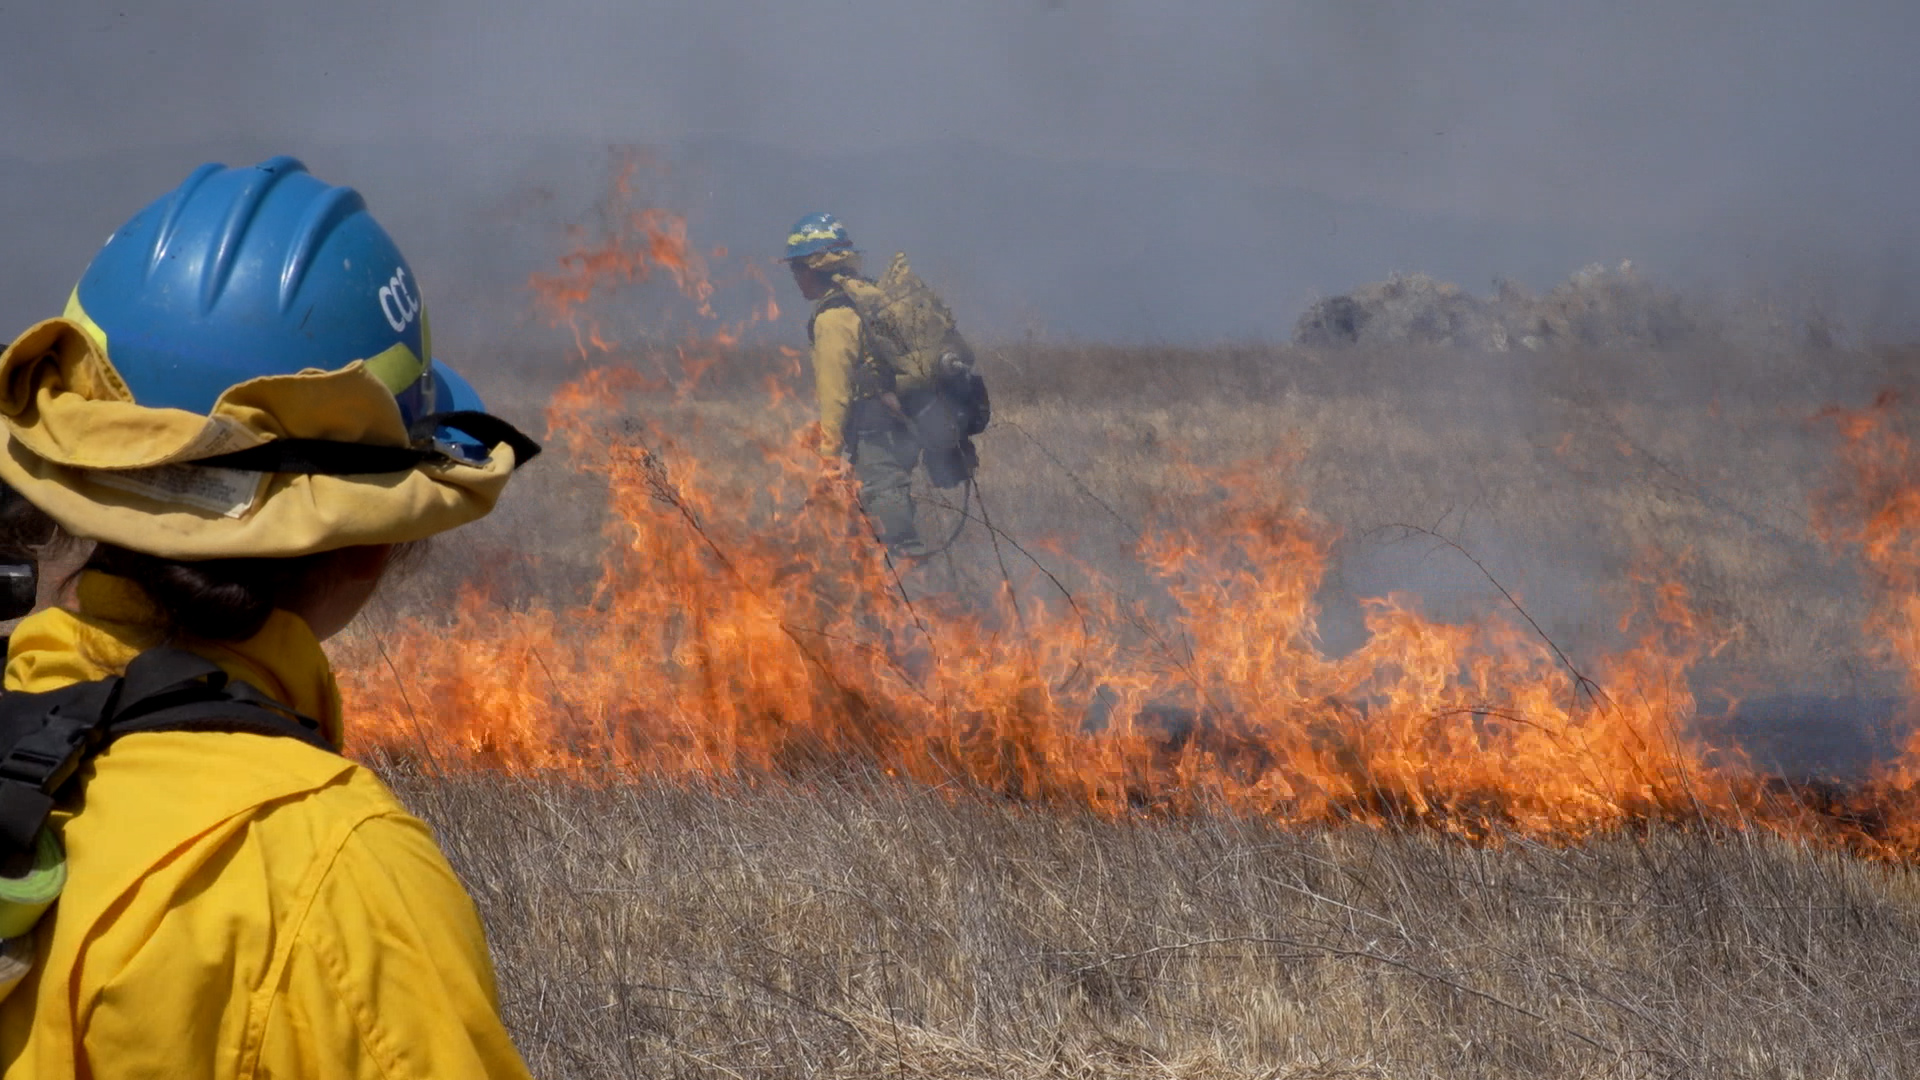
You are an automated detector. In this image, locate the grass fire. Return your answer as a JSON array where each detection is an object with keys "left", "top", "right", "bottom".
[
  {"left": 12, "top": 6, "right": 1920, "bottom": 1076},
  {"left": 310, "top": 171, "right": 1920, "bottom": 1077}
]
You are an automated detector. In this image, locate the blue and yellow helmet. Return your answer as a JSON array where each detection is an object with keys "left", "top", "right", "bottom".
[
  {"left": 0, "top": 155, "right": 539, "bottom": 561},
  {"left": 782, "top": 212, "right": 857, "bottom": 262},
  {"left": 71, "top": 155, "right": 460, "bottom": 427}
]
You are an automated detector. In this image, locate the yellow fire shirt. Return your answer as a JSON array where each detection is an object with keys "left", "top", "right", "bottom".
[{"left": 0, "top": 573, "right": 531, "bottom": 1079}]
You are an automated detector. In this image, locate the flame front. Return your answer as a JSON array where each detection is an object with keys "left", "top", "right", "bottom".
[
  {"left": 340, "top": 165, "right": 1920, "bottom": 857},
  {"left": 525, "top": 149, "right": 777, "bottom": 364},
  {"left": 345, "top": 386, "right": 1765, "bottom": 840}
]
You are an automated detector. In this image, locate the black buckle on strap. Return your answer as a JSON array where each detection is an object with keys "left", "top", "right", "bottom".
[
  {"left": 0, "top": 688, "right": 116, "bottom": 853},
  {"left": 0, "top": 687, "right": 117, "bottom": 794},
  {"left": 0, "top": 649, "right": 339, "bottom": 866}
]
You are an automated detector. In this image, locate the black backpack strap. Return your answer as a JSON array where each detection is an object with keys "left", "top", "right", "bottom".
[
  {"left": 806, "top": 292, "right": 855, "bottom": 345},
  {"left": 114, "top": 646, "right": 235, "bottom": 707},
  {"left": 105, "top": 698, "right": 329, "bottom": 749},
  {"left": 109, "top": 648, "right": 332, "bottom": 752},
  {"left": 0, "top": 649, "right": 335, "bottom": 869}
]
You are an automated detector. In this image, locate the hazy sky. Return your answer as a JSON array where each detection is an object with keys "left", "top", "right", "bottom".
[{"left": 6, "top": 0, "right": 1918, "bottom": 339}]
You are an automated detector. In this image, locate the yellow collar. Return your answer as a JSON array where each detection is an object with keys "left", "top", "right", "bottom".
[{"left": 4, "top": 571, "right": 345, "bottom": 747}]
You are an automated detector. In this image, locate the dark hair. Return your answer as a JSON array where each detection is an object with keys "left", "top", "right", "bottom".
[
  {"left": 0, "top": 483, "right": 57, "bottom": 565},
  {"left": 84, "top": 545, "right": 333, "bottom": 642},
  {"left": 83, "top": 540, "right": 429, "bottom": 643},
  {"left": 0, "top": 483, "right": 425, "bottom": 642}
]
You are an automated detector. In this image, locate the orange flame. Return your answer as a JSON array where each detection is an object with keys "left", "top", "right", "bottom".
[
  {"left": 525, "top": 149, "right": 777, "bottom": 366},
  {"left": 339, "top": 173, "right": 1920, "bottom": 859},
  {"left": 340, "top": 394, "right": 1774, "bottom": 845},
  {"left": 1811, "top": 392, "right": 1920, "bottom": 842}
]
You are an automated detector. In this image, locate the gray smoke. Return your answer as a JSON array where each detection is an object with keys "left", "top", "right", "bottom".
[
  {"left": 7, "top": 0, "right": 1918, "bottom": 770},
  {"left": 3, "top": 0, "right": 1918, "bottom": 345}
]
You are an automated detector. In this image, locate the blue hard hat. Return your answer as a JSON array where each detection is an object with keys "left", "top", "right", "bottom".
[
  {"left": 428, "top": 360, "right": 486, "bottom": 414},
  {"left": 425, "top": 360, "right": 492, "bottom": 458},
  {"left": 71, "top": 155, "right": 470, "bottom": 428},
  {"left": 782, "top": 211, "right": 857, "bottom": 262}
]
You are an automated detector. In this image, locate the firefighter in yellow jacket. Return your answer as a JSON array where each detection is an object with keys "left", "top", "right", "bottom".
[
  {"left": 0, "top": 157, "right": 537, "bottom": 1077},
  {"left": 783, "top": 212, "right": 928, "bottom": 557}
]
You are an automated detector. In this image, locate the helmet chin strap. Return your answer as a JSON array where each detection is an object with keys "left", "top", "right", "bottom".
[{"left": 191, "top": 412, "right": 542, "bottom": 476}]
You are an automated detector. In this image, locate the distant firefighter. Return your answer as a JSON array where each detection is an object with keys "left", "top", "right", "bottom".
[{"left": 782, "top": 212, "right": 989, "bottom": 559}]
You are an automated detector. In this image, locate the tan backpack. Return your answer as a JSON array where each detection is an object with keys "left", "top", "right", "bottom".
[
  {"left": 836, "top": 253, "right": 973, "bottom": 393},
  {"left": 833, "top": 254, "right": 990, "bottom": 488}
]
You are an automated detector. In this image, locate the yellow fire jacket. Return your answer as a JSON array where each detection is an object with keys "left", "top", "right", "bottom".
[
  {"left": 809, "top": 301, "right": 862, "bottom": 457},
  {"left": 0, "top": 573, "right": 531, "bottom": 1079}
]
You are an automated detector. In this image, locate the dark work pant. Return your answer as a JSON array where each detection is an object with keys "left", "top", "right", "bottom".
[{"left": 849, "top": 423, "right": 923, "bottom": 551}]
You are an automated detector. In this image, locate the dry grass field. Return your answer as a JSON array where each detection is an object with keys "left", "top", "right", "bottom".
[
  {"left": 390, "top": 766, "right": 1920, "bottom": 1080},
  {"left": 346, "top": 337, "right": 1920, "bottom": 1077}
]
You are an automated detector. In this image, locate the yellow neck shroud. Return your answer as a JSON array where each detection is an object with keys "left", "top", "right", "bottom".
[{"left": 0, "top": 316, "right": 517, "bottom": 559}]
